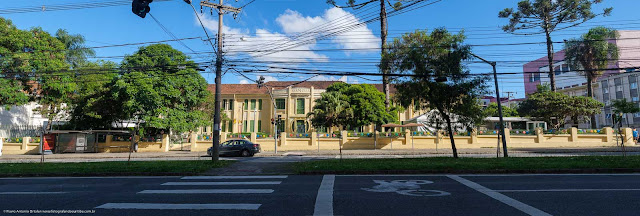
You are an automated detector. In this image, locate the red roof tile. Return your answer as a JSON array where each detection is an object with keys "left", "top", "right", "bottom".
[{"left": 207, "top": 81, "right": 396, "bottom": 94}]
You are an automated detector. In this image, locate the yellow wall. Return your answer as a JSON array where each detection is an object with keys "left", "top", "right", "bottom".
[{"left": 188, "top": 127, "right": 629, "bottom": 152}]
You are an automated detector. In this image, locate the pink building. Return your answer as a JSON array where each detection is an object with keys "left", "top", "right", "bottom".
[{"left": 522, "top": 30, "right": 640, "bottom": 96}]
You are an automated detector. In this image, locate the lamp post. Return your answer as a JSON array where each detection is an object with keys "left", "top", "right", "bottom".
[{"left": 470, "top": 53, "right": 508, "bottom": 158}]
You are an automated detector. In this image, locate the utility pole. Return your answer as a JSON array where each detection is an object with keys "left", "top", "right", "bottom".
[
  {"left": 200, "top": 0, "right": 241, "bottom": 161},
  {"left": 379, "top": 0, "right": 390, "bottom": 112},
  {"left": 504, "top": 91, "right": 515, "bottom": 108},
  {"left": 471, "top": 53, "right": 508, "bottom": 158}
]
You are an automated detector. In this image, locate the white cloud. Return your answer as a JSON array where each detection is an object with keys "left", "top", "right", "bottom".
[
  {"left": 276, "top": 8, "right": 380, "bottom": 52},
  {"left": 310, "top": 75, "right": 359, "bottom": 84},
  {"left": 258, "top": 75, "right": 278, "bottom": 82},
  {"left": 239, "top": 79, "right": 250, "bottom": 84}
]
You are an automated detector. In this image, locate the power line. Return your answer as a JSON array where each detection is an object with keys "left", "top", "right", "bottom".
[{"left": 0, "top": 0, "right": 175, "bottom": 14}]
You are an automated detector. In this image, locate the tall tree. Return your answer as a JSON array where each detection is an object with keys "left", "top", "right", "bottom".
[
  {"left": 308, "top": 91, "right": 353, "bottom": 133},
  {"left": 384, "top": 28, "right": 489, "bottom": 158},
  {"left": 0, "top": 18, "right": 61, "bottom": 108},
  {"left": 69, "top": 61, "right": 122, "bottom": 129},
  {"left": 0, "top": 18, "right": 74, "bottom": 129},
  {"left": 55, "top": 29, "right": 96, "bottom": 69},
  {"left": 564, "top": 26, "right": 619, "bottom": 128},
  {"left": 499, "top": 0, "right": 612, "bottom": 92},
  {"left": 518, "top": 87, "right": 603, "bottom": 129},
  {"left": 116, "top": 44, "right": 210, "bottom": 134},
  {"left": 326, "top": 0, "right": 407, "bottom": 112},
  {"left": 324, "top": 82, "right": 397, "bottom": 130}
]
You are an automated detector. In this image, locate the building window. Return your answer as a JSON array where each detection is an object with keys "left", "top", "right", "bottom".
[
  {"left": 296, "top": 120, "right": 306, "bottom": 133},
  {"left": 222, "top": 121, "right": 226, "bottom": 132},
  {"left": 228, "top": 99, "right": 233, "bottom": 110},
  {"left": 243, "top": 120, "right": 248, "bottom": 132},
  {"left": 228, "top": 121, "right": 233, "bottom": 132},
  {"left": 276, "top": 99, "right": 285, "bottom": 109},
  {"left": 562, "top": 64, "right": 569, "bottom": 72},
  {"left": 244, "top": 99, "right": 248, "bottom": 110},
  {"left": 534, "top": 73, "right": 540, "bottom": 81},
  {"left": 296, "top": 98, "right": 305, "bottom": 114},
  {"left": 222, "top": 99, "right": 227, "bottom": 110},
  {"left": 250, "top": 120, "right": 255, "bottom": 132},
  {"left": 635, "top": 113, "right": 640, "bottom": 118},
  {"left": 258, "top": 120, "right": 262, "bottom": 132},
  {"left": 616, "top": 86, "right": 623, "bottom": 92},
  {"left": 633, "top": 97, "right": 639, "bottom": 102},
  {"left": 258, "top": 99, "right": 263, "bottom": 110},
  {"left": 250, "top": 99, "right": 256, "bottom": 110},
  {"left": 529, "top": 74, "right": 534, "bottom": 82},
  {"left": 632, "top": 83, "right": 638, "bottom": 90}
]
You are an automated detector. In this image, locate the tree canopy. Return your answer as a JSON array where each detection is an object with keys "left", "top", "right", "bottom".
[
  {"left": 564, "top": 27, "right": 619, "bottom": 97},
  {"left": 518, "top": 88, "right": 603, "bottom": 129},
  {"left": 384, "top": 28, "right": 489, "bottom": 158},
  {"left": 484, "top": 103, "right": 519, "bottom": 117},
  {"left": 307, "top": 91, "right": 353, "bottom": 132},
  {"left": 115, "top": 44, "right": 210, "bottom": 134},
  {"left": 499, "top": 0, "right": 612, "bottom": 91},
  {"left": 323, "top": 82, "right": 397, "bottom": 129}
]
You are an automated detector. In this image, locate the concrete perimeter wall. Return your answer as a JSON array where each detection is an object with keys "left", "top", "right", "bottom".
[{"left": 2, "top": 127, "right": 633, "bottom": 155}]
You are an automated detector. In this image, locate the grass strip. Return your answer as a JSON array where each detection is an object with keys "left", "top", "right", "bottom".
[
  {"left": 295, "top": 156, "right": 640, "bottom": 174},
  {"left": 0, "top": 160, "right": 233, "bottom": 177}
]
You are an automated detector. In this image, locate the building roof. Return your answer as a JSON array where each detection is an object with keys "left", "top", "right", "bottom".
[{"left": 207, "top": 81, "right": 397, "bottom": 94}]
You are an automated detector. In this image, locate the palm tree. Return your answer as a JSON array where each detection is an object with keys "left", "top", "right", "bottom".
[
  {"left": 307, "top": 91, "right": 353, "bottom": 133},
  {"left": 564, "top": 27, "right": 619, "bottom": 128}
]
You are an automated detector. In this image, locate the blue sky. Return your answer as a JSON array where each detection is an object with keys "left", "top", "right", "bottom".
[{"left": 2, "top": 0, "right": 639, "bottom": 98}]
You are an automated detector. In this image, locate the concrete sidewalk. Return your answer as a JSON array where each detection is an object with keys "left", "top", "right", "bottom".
[{"left": 1, "top": 146, "right": 639, "bottom": 163}]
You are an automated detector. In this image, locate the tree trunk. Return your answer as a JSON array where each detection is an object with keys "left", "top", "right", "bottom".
[
  {"left": 45, "top": 105, "right": 54, "bottom": 132},
  {"left": 445, "top": 115, "right": 458, "bottom": 158},
  {"left": 587, "top": 76, "right": 598, "bottom": 129},
  {"left": 544, "top": 26, "right": 556, "bottom": 92},
  {"left": 380, "top": 0, "right": 390, "bottom": 112}
]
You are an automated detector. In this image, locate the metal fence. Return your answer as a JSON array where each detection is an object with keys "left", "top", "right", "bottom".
[{"left": 0, "top": 125, "right": 43, "bottom": 138}]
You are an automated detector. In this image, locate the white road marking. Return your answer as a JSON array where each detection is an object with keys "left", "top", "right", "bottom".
[
  {"left": 497, "top": 189, "right": 640, "bottom": 192},
  {"left": 448, "top": 175, "right": 551, "bottom": 216},
  {"left": 314, "top": 175, "right": 335, "bottom": 216},
  {"left": 181, "top": 175, "right": 288, "bottom": 180},
  {"left": 137, "top": 189, "right": 274, "bottom": 194},
  {"left": 0, "top": 176, "right": 181, "bottom": 180},
  {"left": 457, "top": 173, "right": 640, "bottom": 177},
  {"left": 335, "top": 173, "right": 640, "bottom": 177},
  {"left": 0, "top": 192, "right": 67, "bottom": 195},
  {"left": 96, "top": 203, "right": 261, "bottom": 210},
  {"left": 162, "top": 181, "right": 281, "bottom": 186}
]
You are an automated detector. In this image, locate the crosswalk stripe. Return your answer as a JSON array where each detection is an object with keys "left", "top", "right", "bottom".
[
  {"left": 96, "top": 203, "right": 261, "bottom": 210},
  {"left": 162, "top": 181, "right": 281, "bottom": 186},
  {"left": 0, "top": 192, "right": 67, "bottom": 195},
  {"left": 137, "top": 189, "right": 274, "bottom": 194},
  {"left": 181, "top": 175, "right": 288, "bottom": 180}
]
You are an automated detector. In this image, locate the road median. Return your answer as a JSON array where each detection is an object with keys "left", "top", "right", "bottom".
[
  {"left": 295, "top": 156, "right": 640, "bottom": 175},
  {"left": 0, "top": 160, "right": 233, "bottom": 177}
]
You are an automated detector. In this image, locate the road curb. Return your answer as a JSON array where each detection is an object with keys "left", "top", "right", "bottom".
[{"left": 297, "top": 168, "right": 640, "bottom": 175}]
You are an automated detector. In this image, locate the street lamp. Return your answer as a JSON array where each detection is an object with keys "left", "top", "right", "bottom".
[{"left": 470, "top": 53, "right": 508, "bottom": 158}]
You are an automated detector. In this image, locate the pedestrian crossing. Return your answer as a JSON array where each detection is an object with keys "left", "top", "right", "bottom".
[{"left": 95, "top": 175, "right": 288, "bottom": 211}]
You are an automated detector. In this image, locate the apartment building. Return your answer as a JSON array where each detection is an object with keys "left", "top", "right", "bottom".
[{"left": 522, "top": 30, "right": 640, "bottom": 128}]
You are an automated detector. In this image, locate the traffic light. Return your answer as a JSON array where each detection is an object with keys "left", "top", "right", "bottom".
[
  {"left": 132, "top": 0, "right": 153, "bottom": 18},
  {"left": 271, "top": 118, "right": 275, "bottom": 125}
]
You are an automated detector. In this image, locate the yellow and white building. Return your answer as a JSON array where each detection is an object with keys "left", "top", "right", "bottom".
[{"left": 199, "top": 81, "right": 420, "bottom": 135}]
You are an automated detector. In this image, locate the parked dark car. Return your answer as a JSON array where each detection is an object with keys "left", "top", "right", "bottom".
[{"left": 207, "top": 139, "right": 261, "bottom": 157}]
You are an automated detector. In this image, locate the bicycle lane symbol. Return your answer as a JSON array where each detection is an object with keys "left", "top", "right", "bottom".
[{"left": 361, "top": 180, "right": 451, "bottom": 197}]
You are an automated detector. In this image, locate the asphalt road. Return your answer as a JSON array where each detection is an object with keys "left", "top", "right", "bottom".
[{"left": 2, "top": 174, "right": 640, "bottom": 215}]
